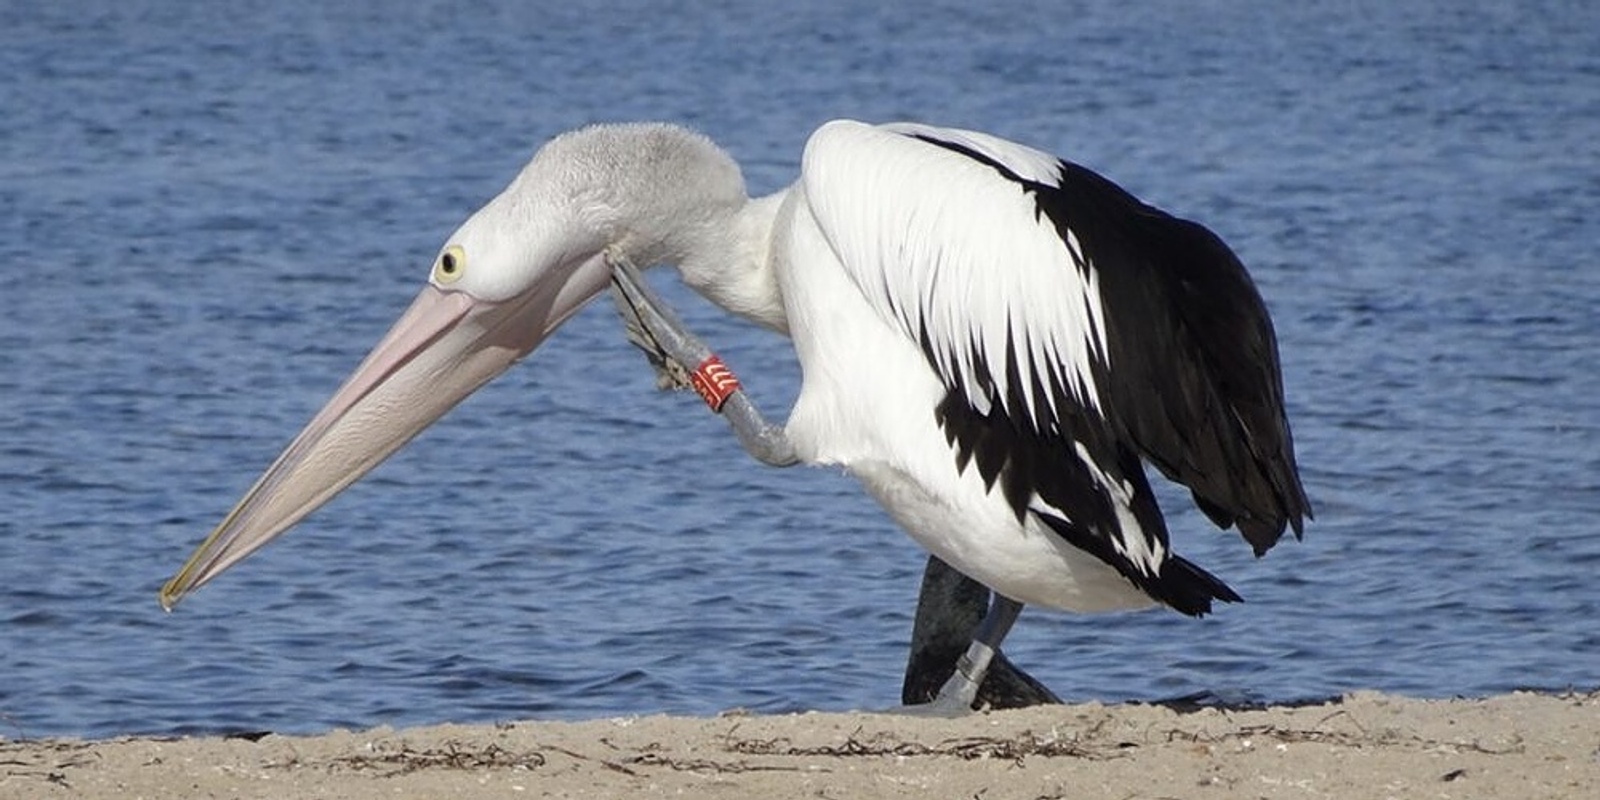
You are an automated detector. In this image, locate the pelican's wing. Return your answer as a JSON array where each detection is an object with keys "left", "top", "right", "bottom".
[{"left": 800, "top": 120, "right": 1309, "bottom": 613}]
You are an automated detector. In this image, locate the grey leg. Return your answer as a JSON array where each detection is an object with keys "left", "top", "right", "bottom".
[
  {"left": 919, "top": 593, "right": 1026, "bottom": 715},
  {"left": 611, "top": 259, "right": 1055, "bottom": 715},
  {"left": 903, "top": 555, "right": 1060, "bottom": 710},
  {"left": 608, "top": 256, "right": 798, "bottom": 467}
]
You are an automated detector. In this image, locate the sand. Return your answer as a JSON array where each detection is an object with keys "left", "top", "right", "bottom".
[{"left": 3, "top": 691, "right": 1595, "bottom": 799}]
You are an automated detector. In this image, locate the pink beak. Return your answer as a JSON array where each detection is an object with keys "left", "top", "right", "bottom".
[{"left": 160, "top": 253, "right": 612, "bottom": 610}]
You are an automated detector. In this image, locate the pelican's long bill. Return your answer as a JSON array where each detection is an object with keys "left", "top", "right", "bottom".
[{"left": 159, "top": 253, "right": 612, "bottom": 611}]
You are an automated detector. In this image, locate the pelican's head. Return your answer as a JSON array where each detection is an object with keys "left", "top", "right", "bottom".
[{"left": 160, "top": 123, "right": 745, "bottom": 609}]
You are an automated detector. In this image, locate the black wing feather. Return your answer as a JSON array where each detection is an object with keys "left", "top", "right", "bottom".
[
  {"left": 899, "top": 129, "right": 1309, "bottom": 614},
  {"left": 1036, "top": 162, "right": 1312, "bottom": 554}
]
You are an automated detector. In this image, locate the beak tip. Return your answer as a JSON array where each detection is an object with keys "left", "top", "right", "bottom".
[{"left": 158, "top": 580, "right": 188, "bottom": 612}]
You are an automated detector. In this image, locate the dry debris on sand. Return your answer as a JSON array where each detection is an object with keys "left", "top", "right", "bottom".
[{"left": 3, "top": 691, "right": 1596, "bottom": 799}]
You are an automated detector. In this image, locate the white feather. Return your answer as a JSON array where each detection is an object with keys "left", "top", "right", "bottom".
[{"left": 800, "top": 120, "right": 1110, "bottom": 429}]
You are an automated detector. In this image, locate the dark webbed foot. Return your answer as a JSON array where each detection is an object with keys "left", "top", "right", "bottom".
[{"left": 902, "top": 555, "right": 1060, "bottom": 711}]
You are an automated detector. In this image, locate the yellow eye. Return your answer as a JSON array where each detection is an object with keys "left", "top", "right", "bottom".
[{"left": 434, "top": 245, "right": 466, "bottom": 284}]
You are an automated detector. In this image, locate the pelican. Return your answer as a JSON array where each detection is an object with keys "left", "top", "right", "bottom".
[{"left": 162, "top": 119, "right": 1310, "bottom": 713}]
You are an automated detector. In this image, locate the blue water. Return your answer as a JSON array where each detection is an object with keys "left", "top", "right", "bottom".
[{"left": 3, "top": 0, "right": 1597, "bottom": 739}]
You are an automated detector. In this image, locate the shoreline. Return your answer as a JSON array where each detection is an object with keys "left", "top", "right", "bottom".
[{"left": 4, "top": 690, "right": 1595, "bottom": 799}]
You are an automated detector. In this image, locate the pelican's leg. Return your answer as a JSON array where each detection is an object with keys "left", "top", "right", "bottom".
[
  {"left": 609, "top": 256, "right": 798, "bottom": 467},
  {"left": 611, "top": 260, "right": 1052, "bottom": 715},
  {"left": 918, "top": 593, "right": 1026, "bottom": 715},
  {"left": 903, "top": 556, "right": 1060, "bottom": 710}
]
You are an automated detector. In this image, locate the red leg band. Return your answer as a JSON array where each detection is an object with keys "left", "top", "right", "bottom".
[{"left": 691, "top": 355, "right": 741, "bottom": 412}]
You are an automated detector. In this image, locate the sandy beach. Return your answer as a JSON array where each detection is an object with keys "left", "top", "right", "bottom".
[{"left": 3, "top": 691, "right": 1594, "bottom": 799}]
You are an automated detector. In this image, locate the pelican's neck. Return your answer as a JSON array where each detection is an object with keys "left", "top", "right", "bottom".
[
  {"left": 520, "top": 123, "right": 790, "bottom": 332},
  {"left": 673, "top": 191, "right": 789, "bottom": 333}
]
